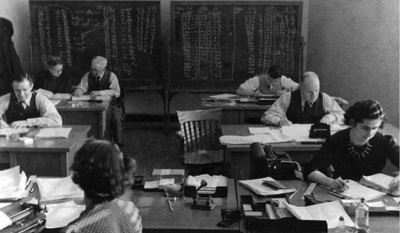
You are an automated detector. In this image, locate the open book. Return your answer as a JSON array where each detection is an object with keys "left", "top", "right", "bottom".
[
  {"left": 284, "top": 200, "right": 354, "bottom": 229},
  {"left": 360, "top": 173, "right": 394, "bottom": 194},
  {"left": 239, "top": 177, "right": 296, "bottom": 196},
  {"left": 35, "top": 88, "right": 72, "bottom": 100}
]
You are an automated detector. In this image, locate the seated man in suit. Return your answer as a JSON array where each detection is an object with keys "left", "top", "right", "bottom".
[
  {"left": 261, "top": 71, "right": 344, "bottom": 126},
  {"left": 74, "top": 56, "right": 123, "bottom": 146},
  {"left": 0, "top": 73, "right": 62, "bottom": 128}
]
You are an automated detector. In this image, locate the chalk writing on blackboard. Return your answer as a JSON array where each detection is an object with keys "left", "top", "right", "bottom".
[
  {"left": 30, "top": 1, "right": 161, "bottom": 87},
  {"left": 171, "top": 2, "right": 302, "bottom": 90}
]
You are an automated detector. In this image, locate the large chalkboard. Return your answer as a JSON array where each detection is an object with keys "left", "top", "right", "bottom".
[
  {"left": 170, "top": 1, "right": 303, "bottom": 91},
  {"left": 30, "top": 0, "right": 161, "bottom": 89}
]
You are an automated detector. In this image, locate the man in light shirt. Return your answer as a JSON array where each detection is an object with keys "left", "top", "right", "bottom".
[
  {"left": 74, "top": 56, "right": 124, "bottom": 146},
  {"left": 0, "top": 73, "right": 62, "bottom": 128},
  {"left": 261, "top": 71, "right": 344, "bottom": 126}
]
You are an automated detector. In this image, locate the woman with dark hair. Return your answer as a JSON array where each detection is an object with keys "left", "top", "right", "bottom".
[
  {"left": 62, "top": 139, "right": 142, "bottom": 233},
  {"left": 305, "top": 99, "right": 399, "bottom": 195},
  {"left": 34, "top": 55, "right": 74, "bottom": 99},
  {"left": 236, "top": 65, "right": 299, "bottom": 96}
]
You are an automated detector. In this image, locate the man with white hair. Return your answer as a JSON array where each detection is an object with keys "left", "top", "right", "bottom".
[
  {"left": 74, "top": 56, "right": 124, "bottom": 146},
  {"left": 261, "top": 71, "right": 344, "bottom": 126}
]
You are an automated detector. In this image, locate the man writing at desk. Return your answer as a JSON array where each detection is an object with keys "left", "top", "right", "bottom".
[
  {"left": 0, "top": 73, "right": 62, "bottom": 128},
  {"left": 261, "top": 71, "right": 344, "bottom": 126},
  {"left": 74, "top": 56, "right": 123, "bottom": 146}
]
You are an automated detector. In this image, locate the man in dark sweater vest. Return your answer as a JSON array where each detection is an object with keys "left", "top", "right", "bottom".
[
  {"left": 261, "top": 71, "right": 344, "bottom": 126},
  {"left": 74, "top": 56, "right": 124, "bottom": 146},
  {"left": 0, "top": 73, "right": 62, "bottom": 128}
]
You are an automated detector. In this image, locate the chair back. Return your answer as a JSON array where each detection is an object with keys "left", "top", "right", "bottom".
[{"left": 177, "top": 108, "right": 223, "bottom": 164}]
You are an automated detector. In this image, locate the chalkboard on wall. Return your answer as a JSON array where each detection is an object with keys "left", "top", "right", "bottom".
[
  {"left": 30, "top": 0, "right": 161, "bottom": 89},
  {"left": 170, "top": 1, "right": 303, "bottom": 92}
]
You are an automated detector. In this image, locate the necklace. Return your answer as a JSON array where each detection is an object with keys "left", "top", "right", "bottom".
[{"left": 347, "top": 141, "right": 372, "bottom": 159}]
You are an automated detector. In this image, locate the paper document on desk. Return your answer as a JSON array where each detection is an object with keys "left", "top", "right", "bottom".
[
  {"left": 248, "top": 127, "right": 271, "bottom": 134},
  {"left": 35, "top": 127, "right": 72, "bottom": 139},
  {"left": 282, "top": 124, "right": 325, "bottom": 142},
  {"left": 220, "top": 131, "right": 292, "bottom": 145},
  {"left": 0, "top": 166, "right": 28, "bottom": 201},
  {"left": 360, "top": 173, "right": 393, "bottom": 193},
  {"left": 284, "top": 200, "right": 354, "bottom": 229},
  {"left": 338, "top": 180, "right": 386, "bottom": 201},
  {"left": 186, "top": 175, "right": 227, "bottom": 194},
  {"left": 72, "top": 95, "right": 110, "bottom": 101},
  {"left": 239, "top": 177, "right": 295, "bottom": 196},
  {"left": 45, "top": 201, "right": 86, "bottom": 228},
  {"left": 0, "top": 127, "right": 29, "bottom": 136},
  {"left": 37, "top": 176, "right": 84, "bottom": 202},
  {"left": 208, "top": 93, "right": 239, "bottom": 100},
  {"left": 152, "top": 169, "right": 185, "bottom": 176}
]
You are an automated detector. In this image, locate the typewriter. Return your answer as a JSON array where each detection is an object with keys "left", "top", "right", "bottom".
[{"left": 0, "top": 203, "right": 46, "bottom": 233}]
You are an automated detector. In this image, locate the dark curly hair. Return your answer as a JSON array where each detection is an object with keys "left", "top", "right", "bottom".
[
  {"left": 268, "top": 65, "right": 283, "bottom": 79},
  {"left": 344, "top": 99, "right": 386, "bottom": 127},
  {"left": 70, "top": 139, "right": 126, "bottom": 202}
]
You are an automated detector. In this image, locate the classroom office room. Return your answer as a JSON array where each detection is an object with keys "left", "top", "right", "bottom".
[{"left": 0, "top": 0, "right": 399, "bottom": 232}]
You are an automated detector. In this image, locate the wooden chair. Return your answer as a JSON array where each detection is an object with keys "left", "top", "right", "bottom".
[{"left": 176, "top": 108, "right": 225, "bottom": 175}]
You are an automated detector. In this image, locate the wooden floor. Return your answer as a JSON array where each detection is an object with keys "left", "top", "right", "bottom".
[{"left": 121, "top": 122, "right": 185, "bottom": 178}]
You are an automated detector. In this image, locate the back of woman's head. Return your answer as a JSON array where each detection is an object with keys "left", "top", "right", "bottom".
[
  {"left": 344, "top": 99, "right": 386, "bottom": 126},
  {"left": 70, "top": 139, "right": 125, "bottom": 202}
]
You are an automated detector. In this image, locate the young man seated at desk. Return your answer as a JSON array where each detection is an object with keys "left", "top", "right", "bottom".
[
  {"left": 73, "top": 56, "right": 123, "bottom": 146},
  {"left": 0, "top": 73, "right": 62, "bottom": 128},
  {"left": 261, "top": 71, "right": 344, "bottom": 127},
  {"left": 305, "top": 100, "right": 399, "bottom": 196},
  {"left": 236, "top": 65, "right": 299, "bottom": 96}
]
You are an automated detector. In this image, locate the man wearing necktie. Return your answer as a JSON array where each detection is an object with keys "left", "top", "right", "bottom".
[
  {"left": 261, "top": 71, "right": 345, "bottom": 126},
  {"left": 0, "top": 73, "right": 62, "bottom": 128},
  {"left": 74, "top": 56, "right": 124, "bottom": 146}
]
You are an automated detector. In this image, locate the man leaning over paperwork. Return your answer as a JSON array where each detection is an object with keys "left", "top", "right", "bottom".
[
  {"left": 0, "top": 73, "right": 62, "bottom": 129},
  {"left": 261, "top": 71, "right": 344, "bottom": 126}
]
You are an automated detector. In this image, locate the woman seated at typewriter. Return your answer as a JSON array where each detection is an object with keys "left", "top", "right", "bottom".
[
  {"left": 305, "top": 99, "right": 399, "bottom": 196},
  {"left": 62, "top": 139, "right": 142, "bottom": 233}
]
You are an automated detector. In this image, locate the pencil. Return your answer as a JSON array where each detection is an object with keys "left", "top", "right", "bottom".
[{"left": 167, "top": 199, "right": 173, "bottom": 212}]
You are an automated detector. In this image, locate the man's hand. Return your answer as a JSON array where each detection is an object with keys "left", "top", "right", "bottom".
[
  {"left": 278, "top": 117, "right": 292, "bottom": 127},
  {"left": 388, "top": 175, "right": 399, "bottom": 196},
  {"left": 74, "top": 89, "right": 84, "bottom": 97},
  {"left": 10, "top": 120, "right": 28, "bottom": 129},
  {"left": 320, "top": 117, "right": 332, "bottom": 125},
  {"left": 90, "top": 91, "right": 102, "bottom": 99}
]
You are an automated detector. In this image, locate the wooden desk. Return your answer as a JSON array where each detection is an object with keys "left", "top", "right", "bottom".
[
  {"left": 121, "top": 179, "right": 240, "bottom": 233},
  {"left": 0, "top": 125, "right": 90, "bottom": 177},
  {"left": 202, "top": 100, "right": 270, "bottom": 124},
  {"left": 236, "top": 180, "right": 400, "bottom": 233},
  {"left": 221, "top": 124, "right": 399, "bottom": 180},
  {"left": 56, "top": 100, "right": 112, "bottom": 139}
]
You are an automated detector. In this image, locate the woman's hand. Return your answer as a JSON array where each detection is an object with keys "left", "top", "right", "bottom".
[
  {"left": 388, "top": 175, "right": 399, "bottom": 196},
  {"left": 327, "top": 177, "right": 348, "bottom": 192}
]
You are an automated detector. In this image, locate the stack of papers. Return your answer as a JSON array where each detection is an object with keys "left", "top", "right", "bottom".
[
  {"left": 37, "top": 176, "right": 84, "bottom": 202},
  {"left": 144, "top": 178, "right": 175, "bottom": 190},
  {"left": 34, "top": 128, "right": 72, "bottom": 139},
  {"left": 360, "top": 173, "right": 394, "bottom": 193},
  {"left": 186, "top": 174, "right": 227, "bottom": 194},
  {"left": 239, "top": 177, "right": 295, "bottom": 196},
  {"left": 0, "top": 166, "right": 29, "bottom": 201},
  {"left": 284, "top": 200, "right": 354, "bottom": 229},
  {"left": 45, "top": 201, "right": 86, "bottom": 228}
]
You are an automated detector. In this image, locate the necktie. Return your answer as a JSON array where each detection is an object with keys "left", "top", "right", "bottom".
[
  {"left": 19, "top": 101, "right": 26, "bottom": 110},
  {"left": 303, "top": 102, "right": 311, "bottom": 114}
]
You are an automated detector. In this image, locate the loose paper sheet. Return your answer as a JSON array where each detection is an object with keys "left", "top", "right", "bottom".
[
  {"left": 37, "top": 176, "right": 84, "bottom": 202},
  {"left": 45, "top": 201, "right": 85, "bottom": 228},
  {"left": 35, "top": 128, "right": 72, "bottom": 139},
  {"left": 284, "top": 200, "right": 354, "bottom": 229}
]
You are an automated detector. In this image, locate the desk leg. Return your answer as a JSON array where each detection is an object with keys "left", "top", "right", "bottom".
[{"left": 225, "top": 150, "right": 251, "bottom": 180}]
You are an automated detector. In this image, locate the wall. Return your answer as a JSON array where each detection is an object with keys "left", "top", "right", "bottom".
[
  {"left": 1, "top": 0, "right": 399, "bottom": 126},
  {"left": 308, "top": 0, "right": 399, "bottom": 127}
]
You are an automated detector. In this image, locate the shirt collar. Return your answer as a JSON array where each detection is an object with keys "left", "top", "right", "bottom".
[{"left": 20, "top": 94, "right": 32, "bottom": 107}]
